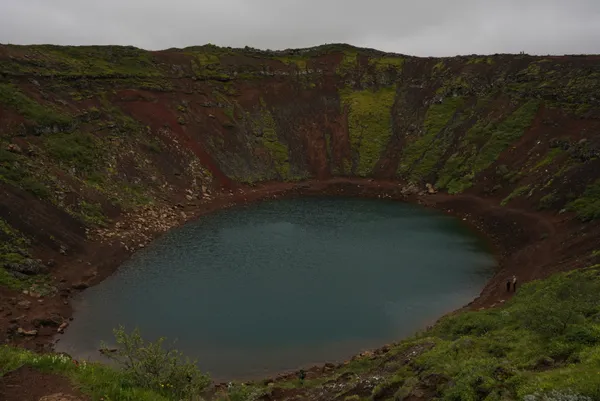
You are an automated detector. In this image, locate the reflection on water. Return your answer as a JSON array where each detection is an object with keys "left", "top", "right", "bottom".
[{"left": 56, "top": 197, "right": 495, "bottom": 380}]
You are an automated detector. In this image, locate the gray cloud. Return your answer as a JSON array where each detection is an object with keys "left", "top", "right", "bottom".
[{"left": 1, "top": 0, "right": 600, "bottom": 56}]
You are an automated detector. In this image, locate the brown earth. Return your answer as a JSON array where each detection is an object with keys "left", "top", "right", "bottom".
[{"left": 0, "top": 365, "right": 88, "bottom": 401}]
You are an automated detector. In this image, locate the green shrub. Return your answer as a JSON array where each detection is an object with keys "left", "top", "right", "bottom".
[{"left": 102, "top": 326, "right": 211, "bottom": 400}]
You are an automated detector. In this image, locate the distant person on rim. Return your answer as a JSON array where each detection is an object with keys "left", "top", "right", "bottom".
[
  {"left": 512, "top": 275, "right": 518, "bottom": 292},
  {"left": 506, "top": 277, "right": 511, "bottom": 292}
]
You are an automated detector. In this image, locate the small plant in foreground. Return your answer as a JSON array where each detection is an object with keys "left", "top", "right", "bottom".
[{"left": 102, "top": 326, "right": 211, "bottom": 399}]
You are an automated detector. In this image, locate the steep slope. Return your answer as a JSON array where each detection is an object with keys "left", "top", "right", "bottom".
[{"left": 1, "top": 43, "right": 600, "bottom": 399}]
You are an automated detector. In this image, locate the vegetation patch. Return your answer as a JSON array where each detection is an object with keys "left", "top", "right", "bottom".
[
  {"left": 568, "top": 180, "right": 600, "bottom": 221},
  {"left": 0, "top": 83, "right": 72, "bottom": 127},
  {"left": 501, "top": 185, "right": 531, "bottom": 206},
  {"left": 249, "top": 101, "right": 292, "bottom": 180},
  {"left": 398, "top": 96, "right": 464, "bottom": 181},
  {"left": 437, "top": 100, "right": 540, "bottom": 193},
  {"left": 43, "top": 131, "right": 104, "bottom": 174},
  {"left": 340, "top": 87, "right": 396, "bottom": 176}
]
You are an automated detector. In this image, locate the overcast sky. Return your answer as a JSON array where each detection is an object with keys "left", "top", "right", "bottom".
[{"left": 1, "top": 0, "right": 600, "bottom": 56}]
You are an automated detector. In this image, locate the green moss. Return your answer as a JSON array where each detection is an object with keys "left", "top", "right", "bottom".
[
  {"left": 336, "top": 51, "right": 358, "bottom": 74},
  {"left": 501, "top": 185, "right": 531, "bottom": 206},
  {"left": 399, "top": 97, "right": 464, "bottom": 181},
  {"left": 0, "top": 83, "right": 72, "bottom": 127},
  {"left": 249, "top": 104, "right": 291, "bottom": 180},
  {"left": 340, "top": 87, "right": 396, "bottom": 176},
  {"left": 568, "top": 180, "right": 600, "bottom": 221}
]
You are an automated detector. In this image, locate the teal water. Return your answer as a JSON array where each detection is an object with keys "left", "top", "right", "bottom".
[{"left": 56, "top": 197, "right": 495, "bottom": 380}]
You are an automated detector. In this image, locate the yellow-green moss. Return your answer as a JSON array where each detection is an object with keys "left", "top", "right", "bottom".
[
  {"left": 398, "top": 97, "right": 464, "bottom": 181},
  {"left": 340, "top": 87, "right": 396, "bottom": 176},
  {"left": 250, "top": 104, "right": 291, "bottom": 180}
]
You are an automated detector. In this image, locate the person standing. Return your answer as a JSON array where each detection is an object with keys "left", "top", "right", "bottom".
[
  {"left": 512, "top": 275, "right": 518, "bottom": 292},
  {"left": 506, "top": 278, "right": 511, "bottom": 292}
]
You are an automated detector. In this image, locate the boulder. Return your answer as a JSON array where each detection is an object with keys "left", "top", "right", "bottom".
[{"left": 17, "top": 300, "right": 31, "bottom": 310}]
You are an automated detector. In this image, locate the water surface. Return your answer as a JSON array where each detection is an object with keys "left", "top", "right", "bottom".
[{"left": 56, "top": 197, "right": 495, "bottom": 380}]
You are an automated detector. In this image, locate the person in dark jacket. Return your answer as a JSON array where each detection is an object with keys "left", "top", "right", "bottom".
[{"left": 506, "top": 278, "right": 511, "bottom": 292}]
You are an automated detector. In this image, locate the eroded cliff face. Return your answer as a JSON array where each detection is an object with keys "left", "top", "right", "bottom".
[{"left": 1, "top": 43, "right": 600, "bottom": 292}]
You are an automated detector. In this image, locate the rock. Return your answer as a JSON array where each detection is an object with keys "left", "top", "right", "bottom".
[
  {"left": 72, "top": 282, "right": 89, "bottom": 290},
  {"left": 425, "top": 183, "right": 438, "bottom": 194},
  {"left": 5, "top": 259, "right": 48, "bottom": 276},
  {"left": 17, "top": 327, "right": 38, "bottom": 336},
  {"left": 59, "top": 246, "right": 68, "bottom": 256},
  {"left": 47, "top": 259, "right": 57, "bottom": 268},
  {"left": 185, "top": 195, "right": 194, "bottom": 201},
  {"left": 6, "top": 143, "right": 22, "bottom": 154},
  {"left": 17, "top": 300, "right": 31, "bottom": 310}
]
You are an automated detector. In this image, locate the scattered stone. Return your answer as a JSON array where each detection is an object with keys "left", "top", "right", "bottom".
[
  {"left": 47, "top": 259, "right": 57, "bottom": 268},
  {"left": 17, "top": 300, "right": 31, "bottom": 310},
  {"left": 59, "top": 246, "right": 68, "bottom": 256},
  {"left": 185, "top": 195, "right": 194, "bottom": 201}
]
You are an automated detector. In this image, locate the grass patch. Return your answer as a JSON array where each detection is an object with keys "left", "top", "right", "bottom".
[
  {"left": 340, "top": 86, "right": 396, "bottom": 176},
  {"left": 534, "top": 148, "right": 563, "bottom": 171},
  {"left": 568, "top": 180, "right": 600, "bottom": 221},
  {"left": 0, "top": 83, "right": 72, "bottom": 127},
  {"left": 44, "top": 131, "right": 104, "bottom": 173}
]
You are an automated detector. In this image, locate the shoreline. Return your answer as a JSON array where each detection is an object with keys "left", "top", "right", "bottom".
[{"left": 2, "top": 178, "right": 565, "bottom": 381}]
